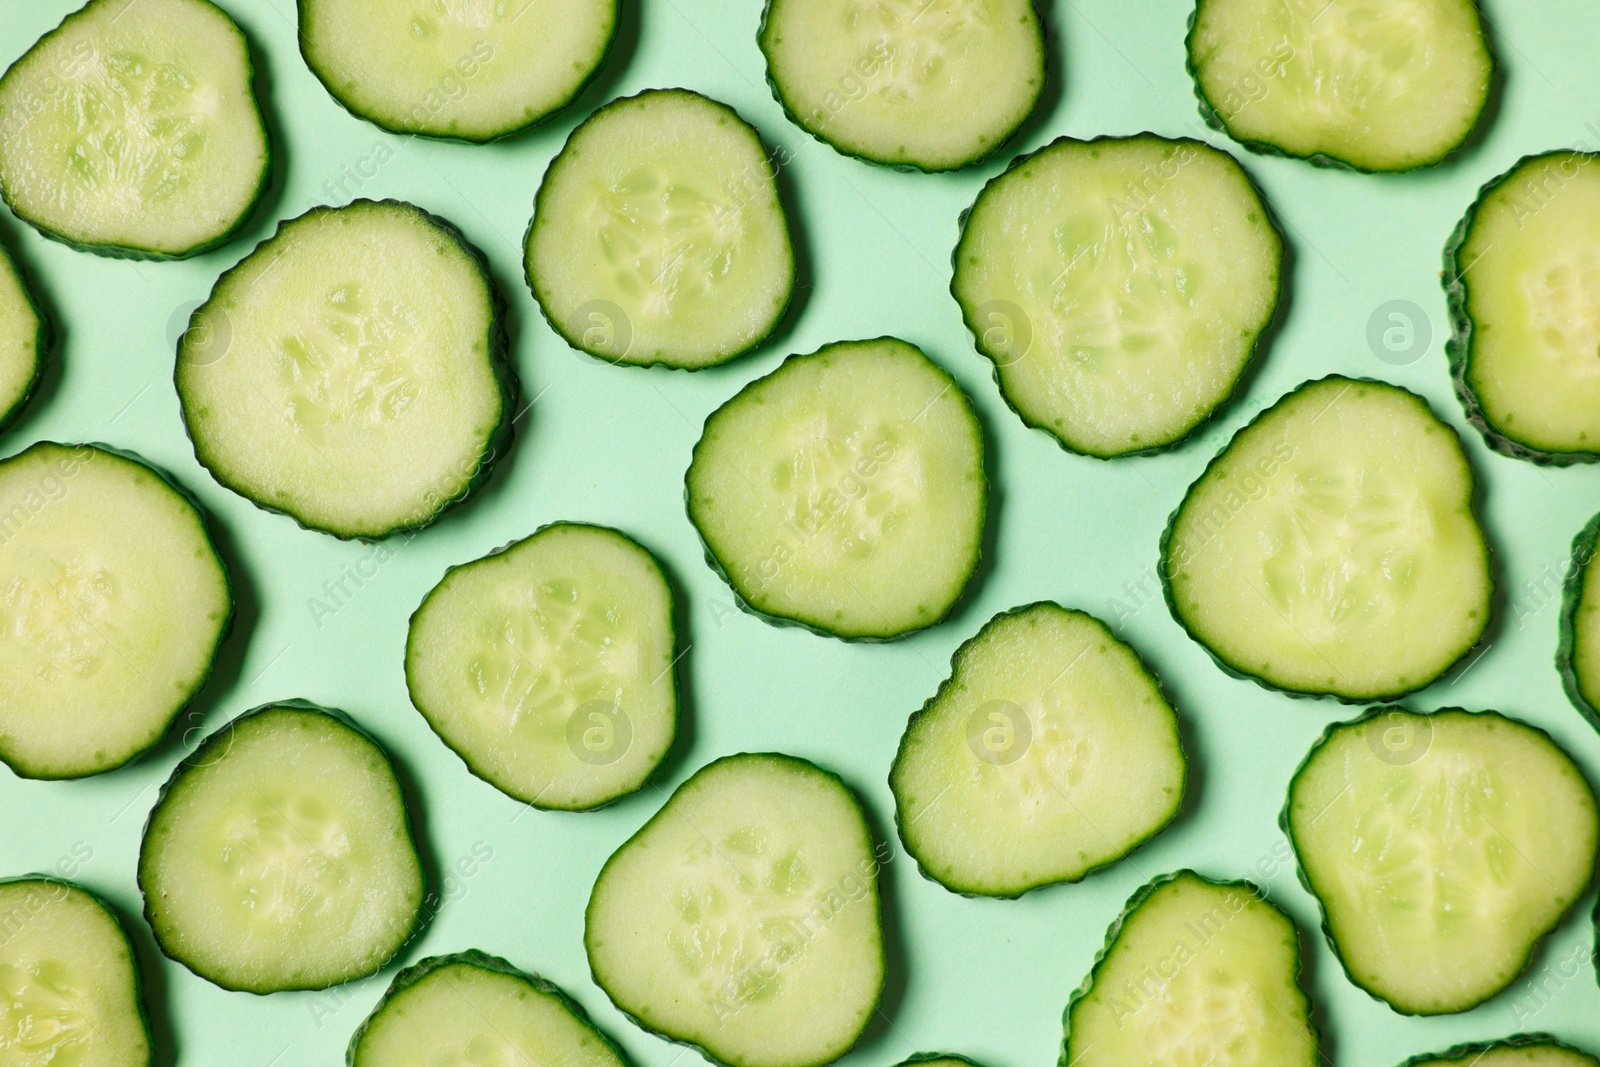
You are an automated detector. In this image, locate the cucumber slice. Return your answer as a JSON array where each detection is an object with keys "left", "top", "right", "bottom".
[
  {"left": 177, "top": 199, "right": 513, "bottom": 539},
  {"left": 1186, "top": 0, "right": 1493, "bottom": 172},
  {"left": 524, "top": 89, "right": 796, "bottom": 370},
  {"left": 1400, "top": 1036, "right": 1600, "bottom": 1067},
  {"left": 758, "top": 0, "right": 1045, "bottom": 171},
  {"left": 406, "top": 522, "right": 678, "bottom": 811},
  {"left": 1558, "top": 510, "right": 1600, "bottom": 729},
  {"left": 890, "top": 602, "right": 1185, "bottom": 897},
  {"left": 1064, "top": 871, "right": 1318, "bottom": 1067},
  {"left": 894, "top": 1057, "right": 991, "bottom": 1067},
  {"left": 0, "top": 238, "right": 48, "bottom": 433},
  {"left": 0, "top": 877, "right": 151, "bottom": 1067},
  {"left": 348, "top": 950, "right": 627, "bottom": 1067},
  {"left": 299, "top": 0, "right": 616, "bottom": 142},
  {"left": 586, "top": 753, "right": 884, "bottom": 1067},
  {"left": 138, "top": 702, "right": 425, "bottom": 993},
  {"left": 0, "top": 442, "right": 231, "bottom": 779},
  {"left": 687, "top": 337, "right": 986, "bottom": 640},
  {"left": 1285, "top": 708, "right": 1600, "bottom": 1015},
  {"left": 0, "top": 0, "right": 269, "bottom": 258},
  {"left": 1162, "top": 375, "right": 1492, "bottom": 701},
  {"left": 950, "top": 134, "right": 1282, "bottom": 458}
]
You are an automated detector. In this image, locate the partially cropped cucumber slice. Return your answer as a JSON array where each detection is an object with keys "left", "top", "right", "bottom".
[
  {"left": 1560, "top": 510, "right": 1600, "bottom": 728},
  {"left": 299, "top": 0, "right": 616, "bottom": 142},
  {"left": 0, "top": 442, "right": 231, "bottom": 779},
  {"left": 0, "top": 0, "right": 269, "bottom": 258},
  {"left": 1187, "top": 0, "right": 1493, "bottom": 172},
  {"left": 525, "top": 89, "right": 795, "bottom": 369},
  {"left": 894, "top": 1057, "right": 991, "bottom": 1067},
  {"left": 586, "top": 753, "right": 884, "bottom": 1067},
  {"left": 758, "top": 0, "right": 1044, "bottom": 171},
  {"left": 138, "top": 703, "right": 425, "bottom": 993},
  {"left": 0, "top": 878, "right": 151, "bottom": 1067},
  {"left": 406, "top": 522, "right": 678, "bottom": 811},
  {"left": 891, "top": 603, "right": 1185, "bottom": 897},
  {"left": 348, "top": 950, "right": 627, "bottom": 1067},
  {"left": 1162, "top": 376, "right": 1492, "bottom": 701},
  {"left": 687, "top": 337, "right": 986, "bottom": 640},
  {"left": 1400, "top": 1036, "right": 1600, "bottom": 1067},
  {"left": 951, "top": 134, "right": 1282, "bottom": 458},
  {"left": 1065, "top": 871, "right": 1318, "bottom": 1067},
  {"left": 0, "top": 238, "right": 48, "bottom": 433},
  {"left": 177, "top": 199, "right": 513, "bottom": 539},
  {"left": 1286, "top": 708, "right": 1600, "bottom": 1015}
]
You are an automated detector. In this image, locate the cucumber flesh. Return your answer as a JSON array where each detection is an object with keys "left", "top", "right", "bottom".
[
  {"left": 1560, "top": 510, "right": 1600, "bottom": 727},
  {"left": 687, "top": 337, "right": 985, "bottom": 640},
  {"left": 0, "top": 442, "right": 231, "bottom": 779},
  {"left": 891, "top": 603, "right": 1185, "bottom": 897},
  {"left": 586, "top": 753, "right": 885, "bottom": 1067},
  {"left": 0, "top": 0, "right": 269, "bottom": 257},
  {"left": 138, "top": 703, "right": 425, "bottom": 993},
  {"left": 1403, "top": 1038, "right": 1600, "bottom": 1067},
  {"left": 1286, "top": 709, "right": 1599, "bottom": 1015},
  {"left": 1163, "top": 376, "right": 1492, "bottom": 701},
  {"left": 0, "top": 239, "right": 45, "bottom": 429},
  {"left": 951, "top": 135, "right": 1282, "bottom": 457},
  {"left": 406, "top": 522, "right": 678, "bottom": 811}
]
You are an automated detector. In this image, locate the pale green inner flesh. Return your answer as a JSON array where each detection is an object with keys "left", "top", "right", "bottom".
[
  {"left": 302, "top": 0, "right": 614, "bottom": 140},
  {"left": 952, "top": 137, "right": 1280, "bottom": 457},
  {"left": 1572, "top": 527, "right": 1600, "bottom": 710},
  {"left": 1458, "top": 154, "right": 1600, "bottom": 455},
  {"left": 0, "top": 444, "right": 229, "bottom": 778},
  {"left": 1167, "top": 378, "right": 1490, "bottom": 698},
  {"left": 587, "top": 756, "right": 883, "bottom": 1067},
  {"left": 140, "top": 708, "right": 423, "bottom": 991},
  {"left": 688, "top": 338, "right": 984, "bottom": 638},
  {"left": 0, "top": 0, "right": 267, "bottom": 254},
  {"left": 177, "top": 201, "right": 504, "bottom": 537},
  {"left": 1288, "top": 711, "right": 1599, "bottom": 1014},
  {"left": 0, "top": 882, "right": 150, "bottom": 1067},
  {"left": 892, "top": 604, "right": 1184, "bottom": 895},
  {"left": 527, "top": 90, "right": 794, "bottom": 368},
  {"left": 407, "top": 524, "right": 676, "bottom": 810},
  {"left": 761, "top": 0, "right": 1042, "bottom": 169},
  {"left": 0, "top": 246, "right": 40, "bottom": 420},
  {"left": 1412, "top": 1046, "right": 1599, "bottom": 1067},
  {"left": 1069, "top": 874, "right": 1316, "bottom": 1067},
  {"left": 353, "top": 962, "right": 625, "bottom": 1067},
  {"left": 1189, "top": 0, "right": 1491, "bottom": 170}
]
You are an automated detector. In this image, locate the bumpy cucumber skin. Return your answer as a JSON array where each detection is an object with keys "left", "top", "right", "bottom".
[
  {"left": 951, "top": 132, "right": 1283, "bottom": 459},
  {"left": 890, "top": 602, "right": 1186, "bottom": 898},
  {"left": 346, "top": 949, "right": 628, "bottom": 1067},
  {"left": 403, "top": 520, "right": 680, "bottom": 812},
  {"left": 1557, "top": 510, "right": 1600, "bottom": 730},
  {"left": 176, "top": 198, "right": 516, "bottom": 540},
  {"left": 1396, "top": 1034, "right": 1600, "bottom": 1067},
  {"left": 1184, "top": 0, "right": 1495, "bottom": 173},
  {"left": 893, "top": 1055, "right": 994, "bottom": 1067},
  {"left": 0, "top": 237, "right": 54, "bottom": 435},
  {"left": 137, "top": 700, "right": 426, "bottom": 994},
  {"left": 296, "top": 0, "right": 618, "bottom": 144},
  {"left": 584, "top": 752, "right": 886, "bottom": 1067},
  {"left": 523, "top": 88, "right": 796, "bottom": 371},
  {"left": 1158, "top": 374, "right": 1494, "bottom": 703},
  {"left": 1060, "top": 869, "right": 1320, "bottom": 1067},
  {"left": 755, "top": 0, "right": 1047, "bottom": 173},
  {"left": 0, "top": 0, "right": 271, "bottom": 260},
  {"left": 1282, "top": 706, "right": 1600, "bottom": 1017}
]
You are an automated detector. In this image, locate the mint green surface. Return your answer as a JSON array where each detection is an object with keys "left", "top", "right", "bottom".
[{"left": 1, "top": 1, "right": 1597, "bottom": 1065}]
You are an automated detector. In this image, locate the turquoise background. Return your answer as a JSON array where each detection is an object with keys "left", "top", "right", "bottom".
[{"left": 3, "top": 0, "right": 1600, "bottom": 1064}]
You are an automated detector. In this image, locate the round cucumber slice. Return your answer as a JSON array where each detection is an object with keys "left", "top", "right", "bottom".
[
  {"left": 299, "top": 0, "right": 617, "bottom": 142},
  {"left": 1286, "top": 708, "right": 1600, "bottom": 1015},
  {"left": 1400, "top": 1037, "right": 1600, "bottom": 1067},
  {"left": 138, "top": 702, "right": 425, "bottom": 993},
  {"left": 891, "top": 603, "right": 1185, "bottom": 897},
  {"left": 1559, "top": 510, "right": 1600, "bottom": 729},
  {"left": 951, "top": 134, "right": 1282, "bottom": 458},
  {"left": 0, "top": 877, "right": 152, "bottom": 1067},
  {"left": 348, "top": 950, "right": 628, "bottom": 1067},
  {"left": 1187, "top": 0, "right": 1493, "bottom": 172},
  {"left": 586, "top": 753, "right": 885, "bottom": 1067},
  {"left": 524, "top": 89, "right": 796, "bottom": 370},
  {"left": 0, "top": 238, "right": 49, "bottom": 433},
  {"left": 0, "top": 442, "right": 231, "bottom": 779},
  {"left": 758, "top": 0, "right": 1045, "bottom": 171},
  {"left": 0, "top": 0, "right": 269, "bottom": 258},
  {"left": 688, "top": 337, "right": 986, "bottom": 641},
  {"left": 406, "top": 522, "right": 678, "bottom": 811},
  {"left": 176, "top": 198, "right": 514, "bottom": 539},
  {"left": 1162, "top": 375, "right": 1492, "bottom": 701},
  {"left": 1065, "top": 871, "right": 1319, "bottom": 1067}
]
